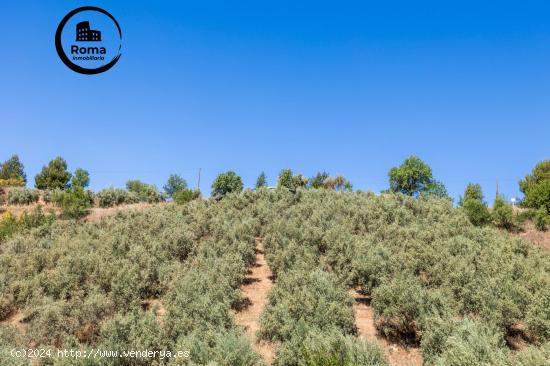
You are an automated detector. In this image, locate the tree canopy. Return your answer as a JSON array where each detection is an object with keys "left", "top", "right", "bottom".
[
  {"left": 211, "top": 171, "right": 243, "bottom": 196},
  {"left": 388, "top": 156, "right": 448, "bottom": 198},
  {"left": 0, "top": 154, "right": 26, "bottom": 183},
  {"left": 34, "top": 157, "right": 72, "bottom": 190}
]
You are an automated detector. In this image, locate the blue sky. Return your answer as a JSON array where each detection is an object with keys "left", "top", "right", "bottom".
[{"left": 1, "top": 1, "right": 549, "bottom": 201}]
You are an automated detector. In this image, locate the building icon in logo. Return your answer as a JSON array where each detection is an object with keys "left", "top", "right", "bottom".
[{"left": 76, "top": 21, "right": 101, "bottom": 41}]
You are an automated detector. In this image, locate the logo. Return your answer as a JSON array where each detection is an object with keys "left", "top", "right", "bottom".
[{"left": 55, "top": 7, "right": 122, "bottom": 74}]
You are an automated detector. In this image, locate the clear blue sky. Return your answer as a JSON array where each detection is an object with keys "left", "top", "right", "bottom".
[{"left": 1, "top": 1, "right": 549, "bottom": 201}]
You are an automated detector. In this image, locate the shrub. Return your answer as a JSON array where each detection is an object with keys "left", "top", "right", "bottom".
[
  {"left": 388, "top": 156, "right": 445, "bottom": 197},
  {"left": 492, "top": 195, "right": 515, "bottom": 230},
  {"left": 0, "top": 178, "right": 25, "bottom": 187},
  {"left": 34, "top": 156, "right": 72, "bottom": 190},
  {"left": 98, "top": 311, "right": 165, "bottom": 366},
  {"left": 0, "top": 155, "right": 26, "bottom": 183},
  {"left": 522, "top": 180, "right": 550, "bottom": 214},
  {"left": 7, "top": 188, "right": 39, "bottom": 205},
  {"left": 211, "top": 171, "right": 243, "bottom": 197},
  {"left": 371, "top": 275, "right": 455, "bottom": 343},
  {"left": 461, "top": 198, "right": 491, "bottom": 226},
  {"left": 126, "top": 180, "right": 164, "bottom": 203},
  {"left": 511, "top": 343, "right": 550, "bottom": 366},
  {"left": 42, "top": 188, "right": 63, "bottom": 204},
  {"left": 309, "top": 171, "right": 330, "bottom": 189},
  {"left": 421, "top": 318, "right": 508, "bottom": 366},
  {"left": 520, "top": 160, "right": 550, "bottom": 213},
  {"left": 17, "top": 205, "right": 55, "bottom": 230},
  {"left": 258, "top": 268, "right": 355, "bottom": 343},
  {"left": 274, "top": 326, "right": 388, "bottom": 366},
  {"left": 535, "top": 208, "right": 549, "bottom": 231},
  {"left": 171, "top": 329, "right": 263, "bottom": 366},
  {"left": 70, "top": 168, "right": 90, "bottom": 188},
  {"left": 54, "top": 187, "right": 93, "bottom": 219},
  {"left": 96, "top": 187, "right": 139, "bottom": 207},
  {"left": 174, "top": 189, "right": 200, "bottom": 204},
  {"left": 460, "top": 183, "right": 485, "bottom": 203},
  {"left": 164, "top": 174, "right": 188, "bottom": 198},
  {"left": 278, "top": 169, "right": 295, "bottom": 189},
  {"left": 256, "top": 172, "right": 267, "bottom": 189}
]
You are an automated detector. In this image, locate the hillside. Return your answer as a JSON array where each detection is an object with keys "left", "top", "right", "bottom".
[{"left": 1, "top": 189, "right": 550, "bottom": 365}]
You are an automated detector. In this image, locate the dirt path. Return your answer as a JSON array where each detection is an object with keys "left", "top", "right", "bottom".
[
  {"left": 350, "top": 289, "right": 423, "bottom": 366},
  {"left": 234, "top": 238, "right": 274, "bottom": 365}
]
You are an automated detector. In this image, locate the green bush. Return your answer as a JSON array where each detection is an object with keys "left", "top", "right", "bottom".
[
  {"left": 7, "top": 188, "right": 39, "bottom": 205},
  {"left": 256, "top": 172, "right": 267, "bottom": 189},
  {"left": 461, "top": 198, "right": 491, "bottom": 226},
  {"left": 174, "top": 189, "right": 200, "bottom": 204},
  {"left": 459, "top": 184, "right": 490, "bottom": 226},
  {"left": 511, "top": 342, "right": 550, "bottom": 366},
  {"left": 43, "top": 188, "right": 63, "bottom": 204},
  {"left": 520, "top": 160, "right": 550, "bottom": 213},
  {"left": 96, "top": 187, "right": 139, "bottom": 207},
  {"left": 126, "top": 180, "right": 164, "bottom": 203},
  {"left": 0, "top": 155, "right": 26, "bottom": 183},
  {"left": 492, "top": 195, "right": 515, "bottom": 230},
  {"left": 164, "top": 174, "right": 188, "bottom": 198},
  {"left": 54, "top": 187, "right": 93, "bottom": 219},
  {"left": 258, "top": 268, "right": 355, "bottom": 343},
  {"left": 388, "top": 156, "right": 447, "bottom": 197},
  {"left": 274, "top": 326, "right": 387, "bottom": 366},
  {"left": 535, "top": 208, "right": 549, "bottom": 231},
  {"left": 421, "top": 318, "right": 508, "bottom": 366},
  {"left": 171, "top": 329, "right": 263, "bottom": 366},
  {"left": 34, "top": 156, "right": 72, "bottom": 190},
  {"left": 211, "top": 171, "right": 244, "bottom": 197},
  {"left": 71, "top": 168, "right": 90, "bottom": 189}
]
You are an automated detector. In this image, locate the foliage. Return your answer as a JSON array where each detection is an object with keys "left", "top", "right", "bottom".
[
  {"left": 0, "top": 155, "right": 26, "bottom": 183},
  {"left": 34, "top": 157, "right": 72, "bottom": 190},
  {"left": 522, "top": 180, "right": 550, "bottom": 214},
  {"left": 2, "top": 188, "right": 550, "bottom": 364},
  {"left": 256, "top": 172, "right": 267, "bottom": 189},
  {"left": 7, "top": 188, "right": 39, "bottom": 205},
  {"left": 520, "top": 160, "right": 550, "bottom": 214},
  {"left": 71, "top": 168, "right": 90, "bottom": 189},
  {"left": 388, "top": 156, "right": 448, "bottom": 199},
  {"left": 174, "top": 189, "right": 201, "bottom": 204},
  {"left": 258, "top": 268, "right": 355, "bottom": 343},
  {"left": 278, "top": 169, "right": 295, "bottom": 189},
  {"left": 492, "top": 195, "right": 515, "bottom": 230},
  {"left": 164, "top": 174, "right": 188, "bottom": 198},
  {"left": 0, "top": 206, "right": 55, "bottom": 244},
  {"left": 534, "top": 208, "right": 549, "bottom": 231},
  {"left": 511, "top": 342, "right": 550, "bottom": 366},
  {"left": 421, "top": 318, "right": 509, "bottom": 366},
  {"left": 211, "top": 171, "right": 244, "bottom": 196},
  {"left": 274, "top": 326, "right": 387, "bottom": 366},
  {"left": 459, "top": 183, "right": 484, "bottom": 204},
  {"left": 459, "top": 184, "right": 490, "bottom": 226},
  {"left": 0, "top": 178, "right": 25, "bottom": 187},
  {"left": 53, "top": 187, "right": 93, "bottom": 219},
  {"left": 126, "top": 180, "right": 164, "bottom": 203},
  {"left": 309, "top": 171, "right": 330, "bottom": 189},
  {"left": 388, "top": 156, "right": 434, "bottom": 196},
  {"left": 96, "top": 187, "right": 139, "bottom": 207}
]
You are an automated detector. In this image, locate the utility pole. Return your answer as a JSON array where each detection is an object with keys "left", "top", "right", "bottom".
[
  {"left": 496, "top": 178, "right": 499, "bottom": 198},
  {"left": 197, "top": 168, "right": 201, "bottom": 191}
]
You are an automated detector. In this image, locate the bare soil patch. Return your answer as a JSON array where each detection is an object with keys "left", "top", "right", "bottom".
[
  {"left": 0, "top": 310, "right": 27, "bottom": 333},
  {"left": 349, "top": 289, "right": 423, "bottom": 366},
  {"left": 234, "top": 238, "right": 274, "bottom": 365},
  {"left": 517, "top": 221, "right": 550, "bottom": 251}
]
